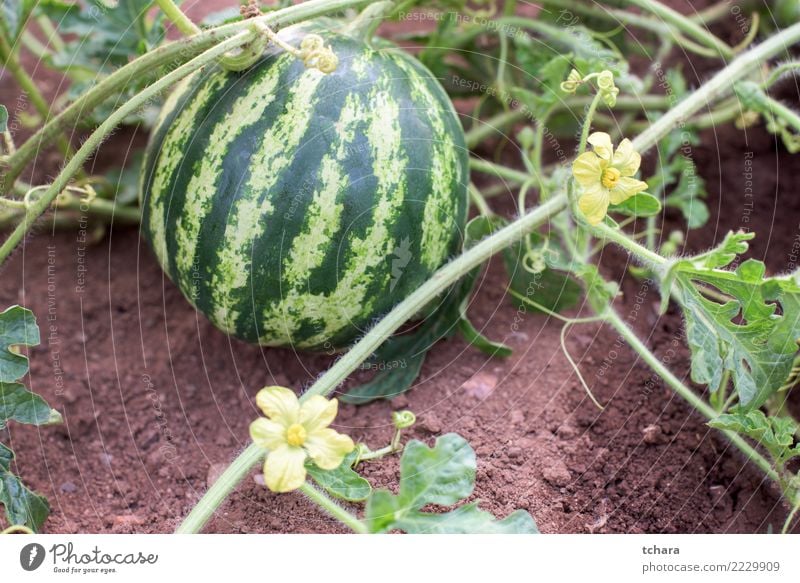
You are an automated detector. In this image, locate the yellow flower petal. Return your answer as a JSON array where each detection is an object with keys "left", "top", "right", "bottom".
[
  {"left": 609, "top": 176, "right": 648, "bottom": 204},
  {"left": 578, "top": 184, "right": 610, "bottom": 225},
  {"left": 255, "top": 386, "right": 299, "bottom": 426},
  {"left": 587, "top": 132, "right": 613, "bottom": 160},
  {"left": 250, "top": 417, "right": 287, "bottom": 451},
  {"left": 611, "top": 139, "right": 641, "bottom": 176},
  {"left": 572, "top": 151, "right": 603, "bottom": 188},
  {"left": 263, "top": 444, "right": 308, "bottom": 492},
  {"left": 304, "top": 428, "right": 355, "bottom": 470},
  {"left": 299, "top": 395, "right": 338, "bottom": 433}
]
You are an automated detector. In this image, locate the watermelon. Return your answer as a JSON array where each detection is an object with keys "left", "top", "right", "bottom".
[{"left": 140, "top": 22, "right": 468, "bottom": 350}]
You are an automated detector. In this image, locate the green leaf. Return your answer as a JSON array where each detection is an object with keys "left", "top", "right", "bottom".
[
  {"left": 457, "top": 317, "right": 512, "bottom": 358},
  {"left": 0, "top": 382, "right": 54, "bottom": 430},
  {"left": 102, "top": 150, "right": 145, "bottom": 205},
  {"left": 36, "top": 0, "right": 161, "bottom": 69},
  {"left": 650, "top": 128, "right": 708, "bottom": 229},
  {"left": 709, "top": 410, "right": 800, "bottom": 463},
  {"left": 0, "top": 306, "right": 57, "bottom": 531},
  {"left": 0, "top": 443, "right": 49, "bottom": 532},
  {"left": 0, "top": 305, "right": 40, "bottom": 383},
  {"left": 306, "top": 451, "right": 372, "bottom": 502},
  {"left": 0, "top": 0, "right": 33, "bottom": 41},
  {"left": 0, "top": 104, "right": 8, "bottom": 133},
  {"left": 609, "top": 192, "right": 662, "bottom": 218},
  {"left": 503, "top": 231, "right": 582, "bottom": 314},
  {"left": 364, "top": 434, "right": 538, "bottom": 534},
  {"left": 672, "top": 252, "right": 800, "bottom": 409},
  {"left": 389, "top": 504, "right": 539, "bottom": 534}
]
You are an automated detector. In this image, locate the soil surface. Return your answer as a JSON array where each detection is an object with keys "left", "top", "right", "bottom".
[{"left": 2, "top": 1, "right": 800, "bottom": 534}]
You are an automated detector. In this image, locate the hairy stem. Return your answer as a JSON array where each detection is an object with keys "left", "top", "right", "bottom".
[
  {"left": 155, "top": 0, "right": 202, "bottom": 36},
  {"left": 299, "top": 483, "right": 368, "bottom": 534},
  {"left": 0, "top": 0, "right": 370, "bottom": 195},
  {"left": 633, "top": 21, "right": 800, "bottom": 151},
  {"left": 0, "top": 31, "right": 255, "bottom": 264},
  {"left": 175, "top": 444, "right": 264, "bottom": 534},
  {"left": 623, "top": 0, "right": 733, "bottom": 58},
  {"left": 604, "top": 309, "right": 781, "bottom": 485},
  {"left": 0, "top": 31, "right": 73, "bottom": 158}
]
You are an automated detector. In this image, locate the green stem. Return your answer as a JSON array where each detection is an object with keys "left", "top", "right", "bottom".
[
  {"left": 155, "top": 0, "right": 202, "bottom": 36},
  {"left": 176, "top": 443, "right": 264, "bottom": 534},
  {"left": 0, "top": 31, "right": 255, "bottom": 265},
  {"left": 469, "top": 157, "right": 531, "bottom": 184},
  {"left": 691, "top": 0, "right": 757, "bottom": 25},
  {"left": 36, "top": 14, "right": 65, "bottom": 52},
  {"left": 591, "top": 221, "right": 669, "bottom": 268},
  {"left": 604, "top": 308, "right": 780, "bottom": 484},
  {"left": 299, "top": 482, "right": 368, "bottom": 534},
  {"left": 1, "top": 0, "right": 371, "bottom": 195},
  {"left": 623, "top": 0, "right": 734, "bottom": 59},
  {"left": 464, "top": 95, "right": 673, "bottom": 149},
  {"left": 632, "top": 21, "right": 800, "bottom": 152},
  {"left": 468, "top": 182, "right": 493, "bottom": 216},
  {"left": 0, "top": 31, "right": 73, "bottom": 158},
  {"left": 782, "top": 497, "right": 800, "bottom": 534},
  {"left": 578, "top": 93, "right": 604, "bottom": 154}
]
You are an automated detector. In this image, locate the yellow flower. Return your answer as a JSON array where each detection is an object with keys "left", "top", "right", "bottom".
[
  {"left": 249, "top": 386, "right": 355, "bottom": 493},
  {"left": 572, "top": 132, "right": 648, "bottom": 225}
]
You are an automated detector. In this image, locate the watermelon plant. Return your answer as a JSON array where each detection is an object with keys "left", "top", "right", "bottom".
[{"left": 1, "top": 0, "right": 800, "bottom": 534}]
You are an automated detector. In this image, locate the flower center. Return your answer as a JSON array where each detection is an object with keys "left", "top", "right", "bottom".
[
  {"left": 601, "top": 167, "right": 621, "bottom": 189},
  {"left": 286, "top": 423, "right": 307, "bottom": 447}
]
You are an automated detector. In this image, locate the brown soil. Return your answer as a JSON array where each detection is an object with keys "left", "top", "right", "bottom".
[{"left": 2, "top": 1, "right": 800, "bottom": 534}]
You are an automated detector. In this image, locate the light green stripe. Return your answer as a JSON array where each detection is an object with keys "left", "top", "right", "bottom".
[
  {"left": 283, "top": 91, "right": 364, "bottom": 286},
  {"left": 209, "top": 68, "right": 326, "bottom": 332},
  {"left": 394, "top": 57, "right": 461, "bottom": 268},
  {"left": 174, "top": 56, "right": 291, "bottom": 296},
  {"left": 148, "top": 72, "right": 227, "bottom": 272},
  {"left": 259, "top": 80, "right": 407, "bottom": 347}
]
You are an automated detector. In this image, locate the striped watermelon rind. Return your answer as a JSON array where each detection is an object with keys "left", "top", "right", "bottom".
[{"left": 140, "top": 22, "right": 468, "bottom": 350}]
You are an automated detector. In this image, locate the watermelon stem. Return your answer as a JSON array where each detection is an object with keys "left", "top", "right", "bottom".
[
  {"left": 0, "top": 30, "right": 258, "bottom": 266},
  {"left": 0, "top": 0, "right": 372, "bottom": 197},
  {"left": 344, "top": 1, "right": 395, "bottom": 42},
  {"left": 154, "top": 0, "right": 202, "bottom": 37}
]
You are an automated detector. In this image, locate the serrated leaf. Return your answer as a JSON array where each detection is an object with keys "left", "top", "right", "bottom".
[
  {"left": 709, "top": 409, "right": 799, "bottom": 463},
  {"left": 609, "top": 192, "right": 662, "bottom": 218},
  {"left": 306, "top": 451, "right": 371, "bottom": 502},
  {"left": 36, "top": 0, "right": 161, "bottom": 68},
  {"left": 673, "top": 255, "right": 800, "bottom": 408},
  {"left": 0, "top": 466, "right": 50, "bottom": 532},
  {"left": 364, "top": 434, "right": 538, "bottom": 534},
  {"left": 0, "top": 104, "right": 8, "bottom": 133},
  {"left": 0, "top": 305, "right": 40, "bottom": 383}
]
